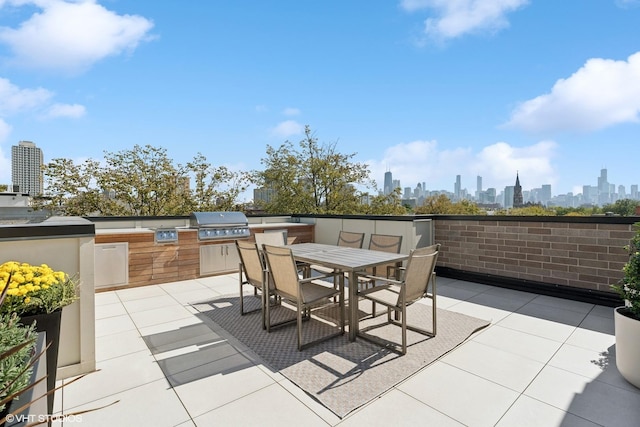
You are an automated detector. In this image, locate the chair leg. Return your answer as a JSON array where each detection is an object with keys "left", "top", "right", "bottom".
[
  {"left": 297, "top": 302, "right": 304, "bottom": 351},
  {"left": 432, "top": 275, "right": 437, "bottom": 335},
  {"left": 401, "top": 305, "right": 407, "bottom": 355},
  {"left": 264, "top": 271, "right": 270, "bottom": 332},
  {"left": 240, "top": 288, "right": 244, "bottom": 315}
]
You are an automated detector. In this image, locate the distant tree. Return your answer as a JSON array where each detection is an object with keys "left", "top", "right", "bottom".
[
  {"left": 360, "top": 188, "right": 408, "bottom": 215},
  {"left": 415, "top": 195, "right": 483, "bottom": 215},
  {"left": 38, "top": 145, "right": 249, "bottom": 216},
  {"left": 36, "top": 158, "right": 103, "bottom": 215},
  {"left": 257, "top": 126, "right": 376, "bottom": 214},
  {"left": 601, "top": 199, "right": 640, "bottom": 216},
  {"left": 0, "top": 184, "right": 8, "bottom": 192},
  {"left": 98, "top": 145, "right": 189, "bottom": 215},
  {"left": 187, "top": 153, "right": 251, "bottom": 212},
  {"left": 551, "top": 206, "right": 600, "bottom": 216},
  {"left": 501, "top": 205, "right": 556, "bottom": 216}
]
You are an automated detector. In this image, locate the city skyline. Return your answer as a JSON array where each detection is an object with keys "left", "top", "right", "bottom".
[
  {"left": 387, "top": 167, "right": 640, "bottom": 208},
  {"left": 0, "top": 1, "right": 639, "bottom": 201}
]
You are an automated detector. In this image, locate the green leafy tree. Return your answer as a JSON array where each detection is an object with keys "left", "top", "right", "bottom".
[
  {"left": 97, "top": 145, "right": 188, "bottom": 216},
  {"left": 187, "top": 153, "right": 251, "bottom": 212},
  {"left": 602, "top": 199, "right": 640, "bottom": 217},
  {"left": 38, "top": 145, "right": 248, "bottom": 216},
  {"left": 360, "top": 188, "right": 408, "bottom": 215},
  {"left": 257, "top": 126, "right": 375, "bottom": 214},
  {"left": 37, "top": 158, "right": 103, "bottom": 216},
  {"left": 415, "top": 194, "right": 483, "bottom": 215},
  {"left": 552, "top": 206, "right": 598, "bottom": 216},
  {"left": 503, "top": 205, "right": 556, "bottom": 216}
]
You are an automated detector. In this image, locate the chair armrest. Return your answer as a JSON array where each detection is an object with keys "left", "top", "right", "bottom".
[
  {"left": 357, "top": 274, "right": 402, "bottom": 286},
  {"left": 298, "top": 271, "right": 339, "bottom": 284}
]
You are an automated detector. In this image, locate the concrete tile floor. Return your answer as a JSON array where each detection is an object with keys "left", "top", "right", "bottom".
[{"left": 52, "top": 274, "right": 640, "bottom": 427}]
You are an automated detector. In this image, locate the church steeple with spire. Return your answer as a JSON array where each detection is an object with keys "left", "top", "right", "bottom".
[{"left": 513, "top": 172, "right": 523, "bottom": 207}]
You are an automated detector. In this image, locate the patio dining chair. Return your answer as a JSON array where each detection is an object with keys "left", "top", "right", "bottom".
[
  {"left": 310, "top": 230, "right": 365, "bottom": 276},
  {"left": 255, "top": 230, "right": 308, "bottom": 276},
  {"left": 356, "top": 243, "right": 440, "bottom": 355},
  {"left": 262, "top": 244, "right": 345, "bottom": 351},
  {"left": 357, "top": 234, "right": 403, "bottom": 315},
  {"left": 254, "top": 230, "right": 287, "bottom": 248},
  {"left": 236, "top": 240, "right": 272, "bottom": 329}
]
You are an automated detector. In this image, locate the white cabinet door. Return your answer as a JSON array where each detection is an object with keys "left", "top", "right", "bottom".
[
  {"left": 200, "top": 243, "right": 241, "bottom": 276},
  {"left": 94, "top": 243, "right": 128, "bottom": 289},
  {"left": 224, "top": 243, "right": 239, "bottom": 271}
]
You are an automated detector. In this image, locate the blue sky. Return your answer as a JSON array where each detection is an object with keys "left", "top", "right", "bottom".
[{"left": 1, "top": 0, "right": 639, "bottom": 201}]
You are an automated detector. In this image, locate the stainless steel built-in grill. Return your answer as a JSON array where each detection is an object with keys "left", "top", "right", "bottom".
[{"left": 189, "top": 211, "right": 251, "bottom": 241}]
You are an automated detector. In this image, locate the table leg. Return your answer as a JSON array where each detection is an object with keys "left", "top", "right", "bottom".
[{"left": 349, "top": 269, "right": 358, "bottom": 341}]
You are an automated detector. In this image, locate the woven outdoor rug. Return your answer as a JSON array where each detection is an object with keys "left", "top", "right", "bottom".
[{"left": 194, "top": 295, "right": 490, "bottom": 418}]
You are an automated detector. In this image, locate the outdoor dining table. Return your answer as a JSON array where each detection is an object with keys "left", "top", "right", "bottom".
[{"left": 286, "top": 242, "right": 409, "bottom": 341}]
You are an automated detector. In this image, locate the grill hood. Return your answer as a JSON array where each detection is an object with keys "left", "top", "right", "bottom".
[
  {"left": 189, "top": 211, "right": 248, "bottom": 228},
  {"left": 189, "top": 211, "right": 250, "bottom": 240}
]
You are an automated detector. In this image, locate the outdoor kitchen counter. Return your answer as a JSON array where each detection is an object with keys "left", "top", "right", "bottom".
[{"left": 94, "top": 223, "right": 314, "bottom": 291}]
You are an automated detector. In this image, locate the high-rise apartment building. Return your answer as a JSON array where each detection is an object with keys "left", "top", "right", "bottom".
[
  {"left": 392, "top": 179, "right": 401, "bottom": 193},
  {"left": 541, "top": 184, "right": 552, "bottom": 206},
  {"left": 504, "top": 186, "right": 515, "bottom": 209},
  {"left": 11, "top": 140, "right": 43, "bottom": 196}
]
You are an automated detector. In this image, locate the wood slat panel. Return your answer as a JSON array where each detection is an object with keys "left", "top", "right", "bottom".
[{"left": 96, "top": 225, "right": 314, "bottom": 291}]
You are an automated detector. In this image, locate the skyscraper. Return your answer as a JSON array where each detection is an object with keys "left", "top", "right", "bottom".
[
  {"left": 383, "top": 171, "right": 392, "bottom": 195},
  {"left": 504, "top": 186, "right": 515, "bottom": 209},
  {"left": 11, "top": 140, "right": 43, "bottom": 196},
  {"left": 541, "top": 184, "right": 552, "bottom": 206},
  {"left": 454, "top": 175, "right": 461, "bottom": 200},
  {"left": 598, "top": 168, "right": 611, "bottom": 205}
]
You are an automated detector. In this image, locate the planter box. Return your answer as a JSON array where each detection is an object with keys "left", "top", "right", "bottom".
[
  {"left": 3, "top": 333, "right": 48, "bottom": 427},
  {"left": 614, "top": 306, "right": 640, "bottom": 389}
]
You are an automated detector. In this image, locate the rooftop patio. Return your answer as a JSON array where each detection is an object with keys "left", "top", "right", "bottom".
[{"left": 53, "top": 272, "right": 640, "bottom": 427}]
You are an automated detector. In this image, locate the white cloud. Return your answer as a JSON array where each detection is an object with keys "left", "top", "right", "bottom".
[
  {"left": 0, "top": 77, "right": 52, "bottom": 114},
  {"left": 367, "top": 139, "right": 557, "bottom": 193},
  {"left": 282, "top": 107, "right": 301, "bottom": 116},
  {"left": 616, "top": 0, "right": 640, "bottom": 9},
  {"left": 0, "top": 118, "right": 11, "bottom": 142},
  {"left": 505, "top": 52, "right": 640, "bottom": 133},
  {"left": 0, "top": 119, "right": 12, "bottom": 184},
  {"left": 45, "top": 103, "right": 86, "bottom": 118},
  {"left": 0, "top": 76, "right": 85, "bottom": 119},
  {"left": 400, "top": 0, "right": 529, "bottom": 42},
  {"left": 0, "top": 0, "right": 154, "bottom": 73},
  {"left": 271, "top": 120, "right": 304, "bottom": 138},
  {"left": 473, "top": 140, "right": 557, "bottom": 189}
]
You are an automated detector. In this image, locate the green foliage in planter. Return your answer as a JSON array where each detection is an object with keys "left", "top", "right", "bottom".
[
  {"left": 0, "top": 313, "right": 37, "bottom": 413},
  {"left": 613, "top": 222, "right": 640, "bottom": 319}
]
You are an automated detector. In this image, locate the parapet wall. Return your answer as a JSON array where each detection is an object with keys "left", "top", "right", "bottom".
[{"left": 434, "top": 217, "right": 636, "bottom": 294}]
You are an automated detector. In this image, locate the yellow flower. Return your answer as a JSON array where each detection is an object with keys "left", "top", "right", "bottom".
[{"left": 0, "top": 261, "right": 79, "bottom": 317}]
